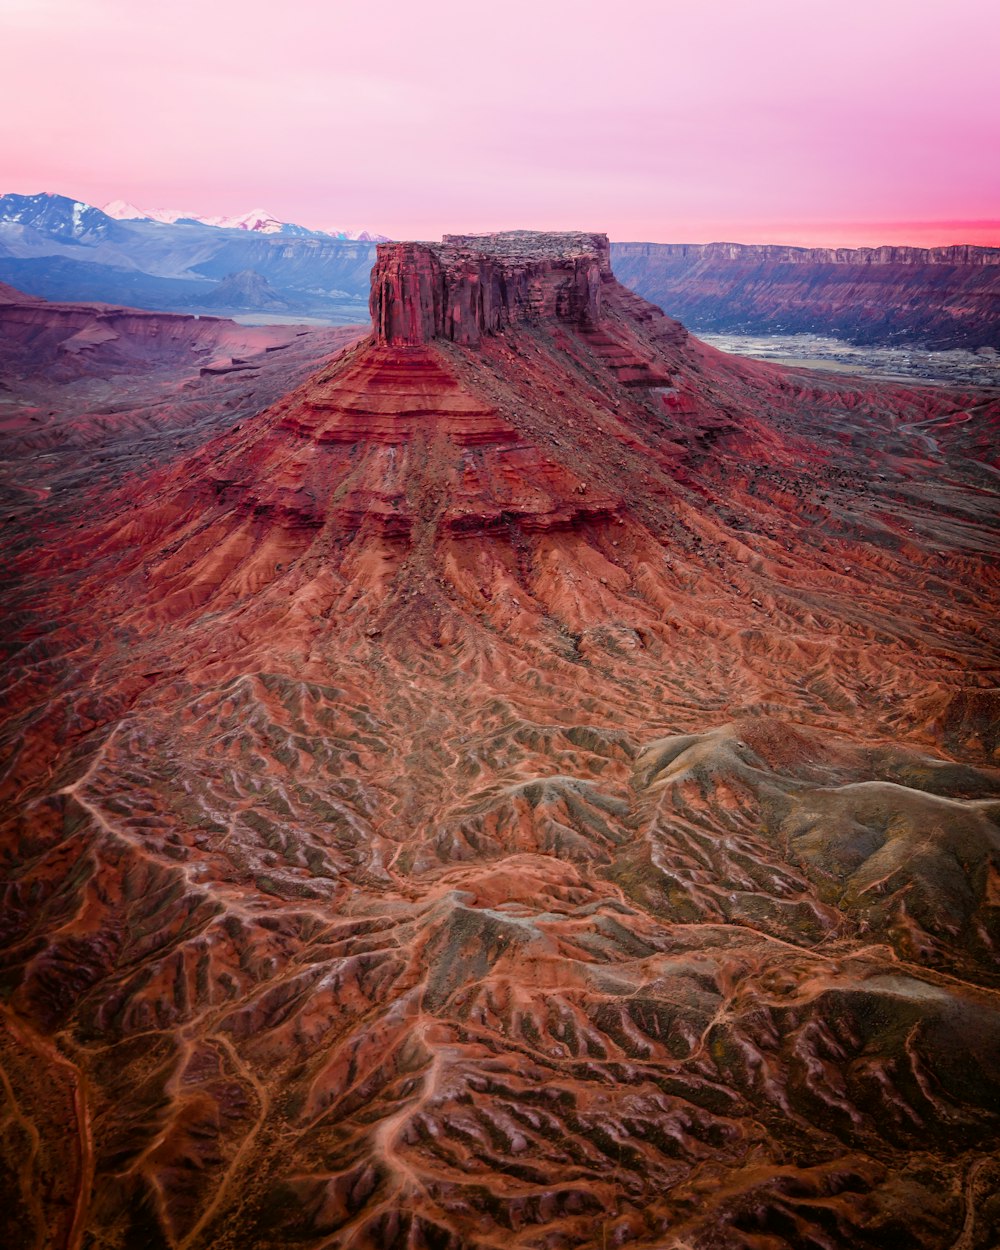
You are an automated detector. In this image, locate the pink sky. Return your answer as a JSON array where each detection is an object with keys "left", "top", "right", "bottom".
[{"left": 1, "top": 0, "right": 998, "bottom": 246}]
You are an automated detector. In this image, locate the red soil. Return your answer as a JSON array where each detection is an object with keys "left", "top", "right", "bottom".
[{"left": 1, "top": 234, "right": 999, "bottom": 1250}]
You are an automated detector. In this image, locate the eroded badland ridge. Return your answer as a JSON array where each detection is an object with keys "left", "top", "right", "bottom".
[{"left": 2, "top": 231, "right": 1000, "bottom": 1249}]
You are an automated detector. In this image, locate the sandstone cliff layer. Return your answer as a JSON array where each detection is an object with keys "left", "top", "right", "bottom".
[
  {"left": 611, "top": 240, "right": 1000, "bottom": 349},
  {"left": 370, "top": 231, "right": 610, "bottom": 345}
]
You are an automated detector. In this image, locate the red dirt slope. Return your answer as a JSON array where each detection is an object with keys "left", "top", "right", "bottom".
[{"left": 1, "top": 232, "right": 999, "bottom": 1250}]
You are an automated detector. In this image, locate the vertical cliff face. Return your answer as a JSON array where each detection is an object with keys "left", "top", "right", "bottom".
[
  {"left": 370, "top": 230, "right": 611, "bottom": 346},
  {"left": 368, "top": 241, "right": 444, "bottom": 346}
]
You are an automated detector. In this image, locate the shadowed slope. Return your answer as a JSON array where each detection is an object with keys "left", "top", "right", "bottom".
[{"left": 2, "top": 232, "right": 999, "bottom": 1250}]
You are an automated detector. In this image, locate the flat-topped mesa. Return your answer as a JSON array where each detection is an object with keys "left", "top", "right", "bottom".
[
  {"left": 369, "top": 230, "right": 613, "bottom": 346},
  {"left": 613, "top": 241, "right": 1000, "bottom": 266}
]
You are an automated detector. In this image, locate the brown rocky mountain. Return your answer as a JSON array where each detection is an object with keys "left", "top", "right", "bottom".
[
  {"left": 611, "top": 241, "right": 1000, "bottom": 349},
  {"left": 201, "top": 270, "right": 292, "bottom": 312},
  {"left": 2, "top": 232, "right": 999, "bottom": 1250}
]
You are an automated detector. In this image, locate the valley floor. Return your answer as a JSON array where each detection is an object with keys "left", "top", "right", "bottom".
[{"left": 700, "top": 331, "right": 1000, "bottom": 388}]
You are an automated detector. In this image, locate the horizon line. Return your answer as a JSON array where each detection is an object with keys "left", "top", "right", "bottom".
[{"left": 4, "top": 189, "right": 1000, "bottom": 251}]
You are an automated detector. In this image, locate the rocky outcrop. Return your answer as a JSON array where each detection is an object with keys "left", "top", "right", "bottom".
[
  {"left": 201, "top": 268, "right": 290, "bottom": 311},
  {"left": 611, "top": 240, "right": 1000, "bottom": 348},
  {"left": 370, "top": 230, "right": 611, "bottom": 345}
]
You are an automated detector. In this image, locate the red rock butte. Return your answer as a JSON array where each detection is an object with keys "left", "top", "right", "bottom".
[
  {"left": 369, "top": 232, "right": 609, "bottom": 346},
  {"left": 1, "top": 231, "right": 1000, "bottom": 1250}
]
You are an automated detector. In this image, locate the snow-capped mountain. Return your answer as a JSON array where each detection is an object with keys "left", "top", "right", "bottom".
[
  {"left": 0, "top": 192, "right": 382, "bottom": 319},
  {"left": 0, "top": 192, "right": 125, "bottom": 242},
  {"left": 103, "top": 201, "right": 285, "bottom": 233},
  {"left": 207, "top": 208, "right": 285, "bottom": 234},
  {"left": 101, "top": 200, "right": 195, "bottom": 226},
  {"left": 323, "top": 228, "right": 391, "bottom": 243},
  {"left": 101, "top": 199, "right": 388, "bottom": 241}
]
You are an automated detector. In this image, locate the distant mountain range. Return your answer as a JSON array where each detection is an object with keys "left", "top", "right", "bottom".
[
  {"left": 100, "top": 198, "right": 388, "bottom": 241},
  {"left": 0, "top": 193, "right": 386, "bottom": 322},
  {"left": 3, "top": 194, "right": 998, "bottom": 347}
]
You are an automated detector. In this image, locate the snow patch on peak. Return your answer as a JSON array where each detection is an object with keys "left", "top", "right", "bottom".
[
  {"left": 102, "top": 199, "right": 148, "bottom": 220},
  {"left": 221, "top": 208, "right": 284, "bottom": 234},
  {"left": 95, "top": 195, "right": 390, "bottom": 240},
  {"left": 101, "top": 202, "right": 199, "bottom": 225},
  {"left": 102, "top": 203, "right": 285, "bottom": 233},
  {"left": 324, "top": 227, "right": 392, "bottom": 242}
]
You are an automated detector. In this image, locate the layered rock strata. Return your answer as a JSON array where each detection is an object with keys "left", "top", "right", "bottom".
[
  {"left": 370, "top": 231, "right": 609, "bottom": 346},
  {"left": 612, "top": 240, "right": 1000, "bottom": 349}
]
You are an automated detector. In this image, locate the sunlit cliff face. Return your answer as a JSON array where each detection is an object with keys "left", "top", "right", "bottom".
[{"left": 2, "top": 233, "right": 999, "bottom": 1250}]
